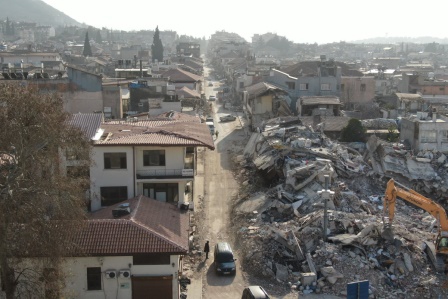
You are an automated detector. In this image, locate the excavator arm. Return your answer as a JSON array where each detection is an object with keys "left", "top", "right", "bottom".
[
  {"left": 383, "top": 178, "right": 448, "bottom": 232},
  {"left": 383, "top": 178, "right": 448, "bottom": 273}
]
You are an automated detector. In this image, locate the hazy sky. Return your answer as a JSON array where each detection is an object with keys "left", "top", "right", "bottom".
[{"left": 41, "top": 0, "right": 448, "bottom": 44}]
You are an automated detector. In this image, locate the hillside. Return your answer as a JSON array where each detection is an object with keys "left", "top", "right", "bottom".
[{"left": 0, "top": 0, "right": 82, "bottom": 28}]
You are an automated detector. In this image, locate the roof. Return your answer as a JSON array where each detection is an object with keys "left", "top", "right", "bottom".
[
  {"left": 76, "top": 195, "right": 189, "bottom": 255},
  {"left": 162, "top": 68, "right": 202, "bottom": 82},
  {"left": 281, "top": 60, "right": 363, "bottom": 77},
  {"left": 245, "top": 82, "right": 285, "bottom": 99},
  {"left": 68, "top": 113, "right": 103, "bottom": 140},
  {"left": 395, "top": 93, "right": 423, "bottom": 101},
  {"left": 96, "top": 118, "right": 215, "bottom": 149},
  {"left": 300, "top": 96, "right": 341, "bottom": 105},
  {"left": 66, "top": 64, "right": 103, "bottom": 78},
  {"left": 177, "top": 86, "right": 201, "bottom": 98}
]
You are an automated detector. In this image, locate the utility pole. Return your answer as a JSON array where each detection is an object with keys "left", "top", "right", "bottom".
[{"left": 318, "top": 175, "right": 334, "bottom": 242}]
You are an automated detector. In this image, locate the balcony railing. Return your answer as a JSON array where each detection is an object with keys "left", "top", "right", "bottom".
[{"left": 136, "top": 168, "right": 194, "bottom": 179}]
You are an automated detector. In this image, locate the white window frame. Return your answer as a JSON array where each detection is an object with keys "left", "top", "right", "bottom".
[
  {"left": 299, "top": 83, "right": 308, "bottom": 90},
  {"left": 320, "top": 83, "right": 330, "bottom": 91}
]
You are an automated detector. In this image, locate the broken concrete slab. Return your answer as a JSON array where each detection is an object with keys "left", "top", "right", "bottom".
[
  {"left": 300, "top": 272, "right": 317, "bottom": 286},
  {"left": 275, "top": 263, "right": 289, "bottom": 281}
]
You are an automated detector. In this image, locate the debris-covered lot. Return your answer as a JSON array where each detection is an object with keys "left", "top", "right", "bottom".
[{"left": 228, "top": 117, "right": 448, "bottom": 298}]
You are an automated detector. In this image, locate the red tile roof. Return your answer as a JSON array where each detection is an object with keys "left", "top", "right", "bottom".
[
  {"left": 177, "top": 86, "right": 201, "bottom": 99},
  {"left": 162, "top": 68, "right": 202, "bottom": 82},
  {"left": 96, "top": 119, "right": 215, "bottom": 149},
  {"left": 76, "top": 195, "right": 189, "bottom": 255}
]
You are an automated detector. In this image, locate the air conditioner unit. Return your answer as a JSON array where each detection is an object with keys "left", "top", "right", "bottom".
[
  {"left": 105, "top": 270, "right": 117, "bottom": 279},
  {"left": 119, "top": 270, "right": 131, "bottom": 278}
]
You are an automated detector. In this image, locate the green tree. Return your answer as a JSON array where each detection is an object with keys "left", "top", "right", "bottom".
[
  {"left": 340, "top": 118, "right": 366, "bottom": 142},
  {"left": 5, "top": 17, "right": 11, "bottom": 35},
  {"left": 0, "top": 84, "right": 91, "bottom": 299},
  {"left": 387, "top": 126, "right": 399, "bottom": 142},
  {"left": 95, "top": 29, "right": 102, "bottom": 43},
  {"left": 151, "top": 26, "right": 164, "bottom": 63},
  {"left": 82, "top": 31, "right": 92, "bottom": 57}
]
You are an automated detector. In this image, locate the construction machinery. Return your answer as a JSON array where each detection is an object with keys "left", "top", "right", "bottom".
[{"left": 382, "top": 178, "right": 448, "bottom": 272}]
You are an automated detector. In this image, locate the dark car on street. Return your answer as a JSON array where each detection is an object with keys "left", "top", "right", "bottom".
[{"left": 219, "top": 114, "right": 236, "bottom": 122}]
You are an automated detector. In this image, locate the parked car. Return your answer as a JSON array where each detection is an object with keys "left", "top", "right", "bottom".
[
  {"left": 214, "top": 242, "right": 236, "bottom": 275},
  {"left": 209, "top": 95, "right": 216, "bottom": 101},
  {"left": 241, "top": 286, "right": 270, "bottom": 299},
  {"left": 219, "top": 114, "right": 236, "bottom": 122},
  {"left": 208, "top": 82, "right": 213, "bottom": 86}
]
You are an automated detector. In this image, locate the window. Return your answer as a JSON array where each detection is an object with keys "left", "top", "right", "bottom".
[
  {"left": 133, "top": 254, "right": 170, "bottom": 265},
  {"left": 143, "top": 150, "right": 166, "bottom": 166},
  {"left": 87, "top": 267, "right": 102, "bottom": 291},
  {"left": 320, "top": 83, "right": 330, "bottom": 91},
  {"left": 239, "top": 82, "right": 244, "bottom": 88},
  {"left": 104, "top": 153, "right": 127, "bottom": 169},
  {"left": 286, "top": 82, "right": 295, "bottom": 90},
  {"left": 360, "top": 84, "right": 366, "bottom": 92},
  {"left": 299, "top": 83, "right": 308, "bottom": 90},
  {"left": 65, "top": 148, "right": 79, "bottom": 160},
  {"left": 421, "top": 131, "right": 436, "bottom": 143},
  {"left": 143, "top": 183, "right": 179, "bottom": 203},
  {"left": 100, "top": 186, "right": 128, "bottom": 206},
  {"left": 442, "top": 131, "right": 448, "bottom": 142}
]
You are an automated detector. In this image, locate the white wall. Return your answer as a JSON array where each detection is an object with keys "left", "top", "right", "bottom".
[
  {"left": 63, "top": 255, "right": 181, "bottom": 299},
  {"left": 135, "top": 146, "right": 185, "bottom": 173},
  {"left": 4, "top": 255, "right": 182, "bottom": 299},
  {"left": 90, "top": 146, "right": 135, "bottom": 211},
  {"left": 253, "top": 95, "right": 273, "bottom": 114}
]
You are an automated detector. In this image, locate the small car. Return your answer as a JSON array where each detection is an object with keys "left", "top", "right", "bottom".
[
  {"left": 208, "top": 82, "right": 213, "bottom": 86},
  {"left": 241, "top": 286, "right": 270, "bottom": 299},
  {"left": 209, "top": 95, "right": 216, "bottom": 101},
  {"left": 214, "top": 242, "right": 236, "bottom": 275},
  {"left": 220, "top": 114, "right": 236, "bottom": 122}
]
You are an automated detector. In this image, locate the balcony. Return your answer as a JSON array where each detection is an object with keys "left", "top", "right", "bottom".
[{"left": 136, "top": 168, "right": 194, "bottom": 179}]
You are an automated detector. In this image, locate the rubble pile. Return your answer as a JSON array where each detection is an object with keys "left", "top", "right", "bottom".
[{"left": 230, "top": 118, "right": 448, "bottom": 298}]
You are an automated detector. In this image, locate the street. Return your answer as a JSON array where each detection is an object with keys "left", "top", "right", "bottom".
[{"left": 196, "top": 67, "right": 344, "bottom": 299}]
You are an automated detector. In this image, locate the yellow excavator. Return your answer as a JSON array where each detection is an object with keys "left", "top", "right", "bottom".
[{"left": 382, "top": 178, "right": 448, "bottom": 272}]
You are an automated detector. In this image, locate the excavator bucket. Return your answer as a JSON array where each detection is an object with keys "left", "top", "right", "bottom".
[{"left": 381, "top": 224, "right": 395, "bottom": 241}]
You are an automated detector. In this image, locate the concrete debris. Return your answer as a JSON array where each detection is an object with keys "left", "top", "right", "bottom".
[{"left": 231, "top": 117, "right": 448, "bottom": 299}]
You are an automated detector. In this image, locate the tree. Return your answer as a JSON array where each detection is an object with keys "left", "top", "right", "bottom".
[
  {"left": 0, "top": 84, "right": 91, "bottom": 299},
  {"left": 95, "top": 29, "right": 102, "bottom": 44},
  {"left": 5, "top": 17, "right": 11, "bottom": 35},
  {"left": 340, "top": 118, "right": 366, "bottom": 142},
  {"left": 82, "top": 31, "right": 92, "bottom": 57},
  {"left": 151, "top": 26, "right": 164, "bottom": 63}
]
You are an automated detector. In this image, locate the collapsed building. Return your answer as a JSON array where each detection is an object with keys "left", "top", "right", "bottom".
[{"left": 231, "top": 116, "right": 448, "bottom": 298}]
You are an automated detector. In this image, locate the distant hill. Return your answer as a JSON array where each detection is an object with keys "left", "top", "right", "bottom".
[
  {"left": 0, "top": 0, "right": 82, "bottom": 28},
  {"left": 352, "top": 36, "right": 448, "bottom": 44}
]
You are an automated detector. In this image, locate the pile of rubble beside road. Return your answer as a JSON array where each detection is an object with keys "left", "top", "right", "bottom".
[{"left": 229, "top": 117, "right": 448, "bottom": 298}]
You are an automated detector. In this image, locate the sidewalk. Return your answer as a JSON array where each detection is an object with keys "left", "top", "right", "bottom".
[
  {"left": 185, "top": 274, "right": 202, "bottom": 299},
  {"left": 184, "top": 147, "right": 206, "bottom": 299}
]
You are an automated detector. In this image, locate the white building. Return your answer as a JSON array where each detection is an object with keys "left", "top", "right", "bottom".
[{"left": 89, "top": 112, "right": 215, "bottom": 211}]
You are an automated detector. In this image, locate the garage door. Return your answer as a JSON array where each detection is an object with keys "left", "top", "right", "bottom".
[{"left": 132, "top": 275, "right": 173, "bottom": 299}]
